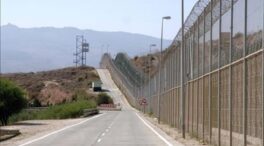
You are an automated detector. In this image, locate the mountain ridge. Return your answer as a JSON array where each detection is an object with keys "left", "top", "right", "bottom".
[{"left": 1, "top": 24, "right": 172, "bottom": 73}]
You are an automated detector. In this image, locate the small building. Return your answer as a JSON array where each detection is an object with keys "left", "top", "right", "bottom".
[{"left": 92, "top": 80, "right": 102, "bottom": 91}]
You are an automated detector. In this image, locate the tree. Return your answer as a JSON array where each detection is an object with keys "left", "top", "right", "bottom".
[{"left": 0, "top": 78, "right": 27, "bottom": 125}]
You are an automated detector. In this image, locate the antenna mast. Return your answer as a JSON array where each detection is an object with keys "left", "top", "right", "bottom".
[{"left": 73, "top": 35, "right": 89, "bottom": 67}]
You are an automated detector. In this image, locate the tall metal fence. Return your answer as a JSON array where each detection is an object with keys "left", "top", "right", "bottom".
[{"left": 100, "top": 0, "right": 264, "bottom": 145}]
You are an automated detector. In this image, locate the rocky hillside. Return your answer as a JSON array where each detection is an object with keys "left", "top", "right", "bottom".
[
  {"left": 131, "top": 51, "right": 166, "bottom": 76},
  {"left": 2, "top": 67, "right": 99, "bottom": 106}
]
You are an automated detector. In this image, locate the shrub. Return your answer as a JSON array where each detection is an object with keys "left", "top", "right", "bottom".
[
  {"left": 72, "top": 89, "right": 94, "bottom": 101},
  {"left": 78, "top": 77, "right": 84, "bottom": 82},
  {"left": 96, "top": 93, "right": 113, "bottom": 105},
  {"left": 0, "top": 78, "right": 27, "bottom": 125},
  {"left": 32, "top": 99, "right": 41, "bottom": 107},
  {"left": 9, "top": 99, "right": 96, "bottom": 124},
  {"left": 36, "top": 100, "right": 96, "bottom": 119}
]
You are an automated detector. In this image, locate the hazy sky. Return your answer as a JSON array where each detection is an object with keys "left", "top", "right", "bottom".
[{"left": 1, "top": 0, "right": 197, "bottom": 40}]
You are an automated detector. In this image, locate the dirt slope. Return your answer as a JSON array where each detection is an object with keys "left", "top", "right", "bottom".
[{"left": 2, "top": 67, "right": 99, "bottom": 106}]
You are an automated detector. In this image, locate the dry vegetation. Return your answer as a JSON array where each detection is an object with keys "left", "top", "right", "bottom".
[
  {"left": 131, "top": 51, "right": 167, "bottom": 76},
  {"left": 2, "top": 66, "right": 100, "bottom": 106},
  {"left": 131, "top": 53, "right": 159, "bottom": 76}
]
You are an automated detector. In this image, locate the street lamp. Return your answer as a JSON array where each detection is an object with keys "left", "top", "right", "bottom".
[{"left": 158, "top": 16, "right": 171, "bottom": 124}]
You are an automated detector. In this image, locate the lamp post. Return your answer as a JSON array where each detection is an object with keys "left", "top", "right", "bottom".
[
  {"left": 149, "top": 44, "right": 156, "bottom": 112},
  {"left": 158, "top": 16, "right": 171, "bottom": 124}
]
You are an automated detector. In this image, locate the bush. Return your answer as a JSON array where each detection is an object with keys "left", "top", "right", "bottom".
[
  {"left": 32, "top": 99, "right": 41, "bottom": 107},
  {"left": 0, "top": 78, "right": 27, "bottom": 125},
  {"left": 36, "top": 100, "right": 96, "bottom": 119},
  {"left": 9, "top": 99, "right": 96, "bottom": 123},
  {"left": 96, "top": 93, "right": 113, "bottom": 105},
  {"left": 8, "top": 110, "right": 37, "bottom": 123},
  {"left": 77, "top": 77, "right": 84, "bottom": 82},
  {"left": 72, "top": 89, "right": 95, "bottom": 101}
]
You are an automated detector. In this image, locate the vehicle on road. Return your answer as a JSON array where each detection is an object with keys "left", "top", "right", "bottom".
[{"left": 92, "top": 80, "right": 102, "bottom": 91}]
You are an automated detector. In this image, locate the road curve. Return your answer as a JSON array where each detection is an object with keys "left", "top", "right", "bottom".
[{"left": 19, "top": 69, "right": 182, "bottom": 146}]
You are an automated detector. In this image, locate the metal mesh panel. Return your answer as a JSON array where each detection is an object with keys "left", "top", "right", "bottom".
[
  {"left": 204, "top": 75, "right": 210, "bottom": 142},
  {"left": 232, "top": 0, "right": 245, "bottom": 61},
  {"left": 177, "top": 88, "right": 181, "bottom": 129},
  {"left": 232, "top": 62, "right": 244, "bottom": 146},
  {"left": 211, "top": 72, "right": 219, "bottom": 145},
  {"left": 247, "top": 0, "right": 263, "bottom": 54},
  {"left": 220, "top": 68, "right": 230, "bottom": 146},
  {"left": 193, "top": 80, "right": 198, "bottom": 137},
  {"left": 173, "top": 89, "right": 177, "bottom": 127},
  {"left": 198, "top": 79, "right": 203, "bottom": 139},
  {"left": 246, "top": 54, "right": 262, "bottom": 145},
  {"left": 189, "top": 82, "right": 194, "bottom": 134},
  {"left": 185, "top": 84, "right": 189, "bottom": 130},
  {"left": 171, "top": 91, "right": 173, "bottom": 125},
  {"left": 199, "top": 16, "right": 205, "bottom": 77}
]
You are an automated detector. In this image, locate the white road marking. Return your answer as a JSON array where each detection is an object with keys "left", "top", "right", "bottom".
[
  {"left": 19, "top": 114, "right": 104, "bottom": 146},
  {"left": 97, "top": 138, "right": 102, "bottom": 143},
  {"left": 135, "top": 113, "right": 174, "bottom": 146},
  {"left": 101, "top": 133, "right": 105, "bottom": 136}
]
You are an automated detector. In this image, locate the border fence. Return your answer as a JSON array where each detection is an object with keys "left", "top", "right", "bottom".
[{"left": 100, "top": 0, "right": 264, "bottom": 145}]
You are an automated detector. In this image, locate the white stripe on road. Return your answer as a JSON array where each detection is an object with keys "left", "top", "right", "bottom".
[
  {"left": 135, "top": 113, "right": 174, "bottom": 146},
  {"left": 19, "top": 114, "right": 104, "bottom": 146}
]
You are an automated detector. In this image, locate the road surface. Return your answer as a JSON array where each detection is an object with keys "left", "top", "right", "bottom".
[{"left": 19, "top": 69, "right": 182, "bottom": 146}]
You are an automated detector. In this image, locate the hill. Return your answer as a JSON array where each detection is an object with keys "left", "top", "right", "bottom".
[
  {"left": 1, "top": 24, "right": 171, "bottom": 73},
  {"left": 2, "top": 67, "right": 99, "bottom": 106},
  {"left": 131, "top": 49, "right": 170, "bottom": 77}
]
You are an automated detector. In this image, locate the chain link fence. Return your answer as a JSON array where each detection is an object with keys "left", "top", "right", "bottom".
[{"left": 101, "top": 0, "right": 264, "bottom": 145}]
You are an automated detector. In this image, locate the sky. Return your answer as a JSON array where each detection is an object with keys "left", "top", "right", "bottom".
[{"left": 1, "top": 0, "right": 197, "bottom": 40}]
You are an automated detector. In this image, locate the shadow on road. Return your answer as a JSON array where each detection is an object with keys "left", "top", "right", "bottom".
[
  {"left": 94, "top": 89, "right": 110, "bottom": 92},
  {"left": 12, "top": 122, "right": 46, "bottom": 126}
]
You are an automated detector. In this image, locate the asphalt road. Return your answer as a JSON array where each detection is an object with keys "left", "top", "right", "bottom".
[{"left": 19, "top": 69, "right": 181, "bottom": 146}]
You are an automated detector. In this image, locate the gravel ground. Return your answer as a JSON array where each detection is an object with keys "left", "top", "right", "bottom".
[
  {"left": 140, "top": 112, "right": 211, "bottom": 146},
  {"left": 0, "top": 118, "right": 86, "bottom": 146}
]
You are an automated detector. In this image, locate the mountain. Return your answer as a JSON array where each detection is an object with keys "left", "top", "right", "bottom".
[{"left": 0, "top": 24, "right": 172, "bottom": 73}]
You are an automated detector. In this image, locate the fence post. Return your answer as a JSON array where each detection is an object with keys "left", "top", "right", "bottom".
[
  {"left": 197, "top": 18, "right": 200, "bottom": 139},
  {"left": 218, "top": 0, "right": 222, "bottom": 145},
  {"left": 243, "top": 0, "right": 248, "bottom": 145},
  {"left": 209, "top": 1, "right": 213, "bottom": 144},
  {"left": 262, "top": 0, "right": 264, "bottom": 144},
  {"left": 229, "top": 0, "right": 234, "bottom": 145},
  {"left": 202, "top": 10, "right": 205, "bottom": 142}
]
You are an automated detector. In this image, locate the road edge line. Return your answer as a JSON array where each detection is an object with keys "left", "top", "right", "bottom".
[
  {"left": 18, "top": 114, "right": 104, "bottom": 146},
  {"left": 135, "top": 113, "right": 174, "bottom": 146}
]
